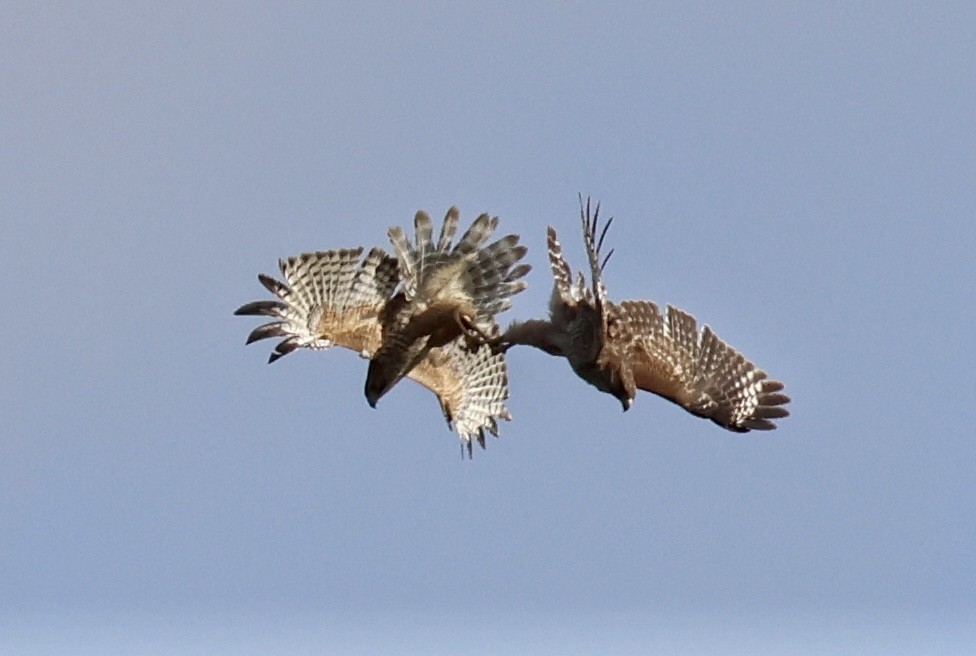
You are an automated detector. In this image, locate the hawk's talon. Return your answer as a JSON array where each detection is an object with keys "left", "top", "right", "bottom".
[{"left": 454, "top": 309, "right": 497, "bottom": 346}]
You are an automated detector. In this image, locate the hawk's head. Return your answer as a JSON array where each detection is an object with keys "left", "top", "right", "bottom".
[
  {"left": 606, "top": 366, "right": 636, "bottom": 412},
  {"left": 593, "top": 348, "right": 637, "bottom": 412}
]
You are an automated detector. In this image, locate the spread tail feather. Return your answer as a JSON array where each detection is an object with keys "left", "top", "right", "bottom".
[{"left": 389, "top": 207, "right": 530, "bottom": 324}]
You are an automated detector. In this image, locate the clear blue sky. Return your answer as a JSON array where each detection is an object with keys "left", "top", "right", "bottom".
[{"left": 2, "top": 3, "right": 974, "bottom": 654}]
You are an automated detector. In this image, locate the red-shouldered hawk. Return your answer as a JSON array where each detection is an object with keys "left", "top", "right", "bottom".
[
  {"left": 236, "top": 207, "right": 529, "bottom": 454},
  {"left": 503, "top": 196, "right": 790, "bottom": 432},
  {"left": 365, "top": 208, "right": 529, "bottom": 409}
]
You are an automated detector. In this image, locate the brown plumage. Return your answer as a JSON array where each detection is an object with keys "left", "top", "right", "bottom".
[
  {"left": 503, "top": 197, "right": 790, "bottom": 432},
  {"left": 235, "top": 239, "right": 515, "bottom": 453},
  {"left": 365, "top": 208, "right": 530, "bottom": 413}
]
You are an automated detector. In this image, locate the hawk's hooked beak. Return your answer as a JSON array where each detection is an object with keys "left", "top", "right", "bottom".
[
  {"left": 621, "top": 397, "right": 634, "bottom": 412},
  {"left": 365, "top": 385, "right": 384, "bottom": 408},
  {"left": 364, "top": 384, "right": 381, "bottom": 408},
  {"left": 364, "top": 360, "right": 388, "bottom": 408}
]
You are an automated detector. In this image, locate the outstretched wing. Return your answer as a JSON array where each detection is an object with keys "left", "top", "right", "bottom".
[
  {"left": 235, "top": 247, "right": 399, "bottom": 362},
  {"left": 615, "top": 300, "right": 790, "bottom": 431},
  {"left": 409, "top": 337, "right": 512, "bottom": 456}
]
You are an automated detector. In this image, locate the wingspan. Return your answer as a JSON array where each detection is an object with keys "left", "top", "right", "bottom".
[{"left": 237, "top": 243, "right": 514, "bottom": 450}]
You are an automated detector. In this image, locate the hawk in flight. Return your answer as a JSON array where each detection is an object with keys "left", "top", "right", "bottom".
[
  {"left": 366, "top": 207, "right": 529, "bottom": 409},
  {"left": 503, "top": 197, "right": 790, "bottom": 432},
  {"left": 235, "top": 208, "right": 529, "bottom": 454}
]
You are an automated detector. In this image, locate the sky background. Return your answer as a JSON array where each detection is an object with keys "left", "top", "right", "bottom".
[{"left": 2, "top": 2, "right": 975, "bottom": 654}]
